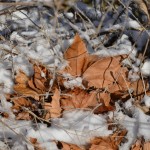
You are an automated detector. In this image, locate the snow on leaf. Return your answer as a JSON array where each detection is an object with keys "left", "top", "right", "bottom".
[{"left": 63, "top": 34, "right": 89, "bottom": 76}]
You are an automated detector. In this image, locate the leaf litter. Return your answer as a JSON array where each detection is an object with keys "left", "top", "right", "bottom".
[
  {"left": 0, "top": 5, "right": 150, "bottom": 148},
  {"left": 4, "top": 33, "right": 149, "bottom": 150}
]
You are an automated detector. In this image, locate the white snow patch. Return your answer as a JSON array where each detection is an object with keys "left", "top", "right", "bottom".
[
  {"left": 114, "top": 102, "right": 150, "bottom": 150},
  {"left": 141, "top": 59, "right": 150, "bottom": 76},
  {"left": 13, "top": 55, "right": 34, "bottom": 77},
  {"left": 63, "top": 77, "right": 84, "bottom": 89},
  {"left": 0, "top": 62, "right": 13, "bottom": 94},
  {"left": 27, "top": 110, "right": 112, "bottom": 146},
  {"left": 142, "top": 95, "right": 150, "bottom": 107}
]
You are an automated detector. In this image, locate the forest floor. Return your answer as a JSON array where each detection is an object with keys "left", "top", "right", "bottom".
[{"left": 0, "top": 0, "right": 150, "bottom": 150}]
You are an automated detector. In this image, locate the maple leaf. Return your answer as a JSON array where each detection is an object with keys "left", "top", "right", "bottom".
[
  {"left": 61, "top": 88, "right": 98, "bottom": 110},
  {"left": 63, "top": 34, "right": 89, "bottom": 76},
  {"left": 44, "top": 88, "right": 61, "bottom": 119},
  {"left": 83, "top": 55, "right": 128, "bottom": 89},
  {"left": 62, "top": 34, "right": 130, "bottom": 92}
]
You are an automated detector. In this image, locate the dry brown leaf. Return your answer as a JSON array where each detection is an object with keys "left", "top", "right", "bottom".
[
  {"left": 143, "top": 141, "right": 150, "bottom": 150},
  {"left": 63, "top": 34, "right": 89, "bottom": 76},
  {"left": 14, "top": 71, "right": 40, "bottom": 100},
  {"left": 44, "top": 88, "right": 61, "bottom": 119},
  {"left": 94, "top": 104, "right": 114, "bottom": 114},
  {"left": 30, "top": 137, "right": 43, "bottom": 150},
  {"left": 61, "top": 88, "right": 98, "bottom": 110},
  {"left": 131, "top": 79, "right": 149, "bottom": 101},
  {"left": 14, "top": 84, "right": 39, "bottom": 100},
  {"left": 90, "top": 130, "right": 127, "bottom": 150},
  {"left": 93, "top": 92, "right": 114, "bottom": 113},
  {"left": 99, "top": 92, "right": 111, "bottom": 106},
  {"left": 30, "top": 137, "right": 37, "bottom": 144},
  {"left": 83, "top": 55, "right": 128, "bottom": 90},
  {"left": 131, "top": 140, "right": 142, "bottom": 150},
  {"left": 34, "top": 65, "right": 47, "bottom": 80},
  {"left": 90, "top": 141, "right": 114, "bottom": 150},
  {"left": 28, "top": 78, "right": 42, "bottom": 94},
  {"left": 34, "top": 78, "right": 46, "bottom": 91},
  {"left": 110, "top": 90, "right": 131, "bottom": 102},
  {"left": 61, "top": 142, "right": 83, "bottom": 150},
  {"left": 15, "top": 71, "right": 29, "bottom": 84},
  {"left": 16, "top": 112, "right": 31, "bottom": 120},
  {"left": 12, "top": 97, "right": 32, "bottom": 110},
  {"left": 1, "top": 112, "right": 9, "bottom": 118}
]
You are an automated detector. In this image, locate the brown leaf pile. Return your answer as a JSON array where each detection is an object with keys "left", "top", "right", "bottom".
[{"left": 8, "top": 34, "right": 150, "bottom": 149}]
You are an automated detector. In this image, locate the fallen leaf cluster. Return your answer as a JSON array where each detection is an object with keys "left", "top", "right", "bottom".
[{"left": 7, "top": 34, "right": 150, "bottom": 149}]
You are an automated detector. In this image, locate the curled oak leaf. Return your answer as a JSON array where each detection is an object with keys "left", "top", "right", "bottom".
[
  {"left": 14, "top": 84, "right": 39, "bottom": 100},
  {"left": 63, "top": 34, "right": 89, "bottom": 76},
  {"left": 83, "top": 55, "right": 127, "bottom": 89},
  {"left": 43, "top": 88, "right": 61, "bottom": 119}
]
